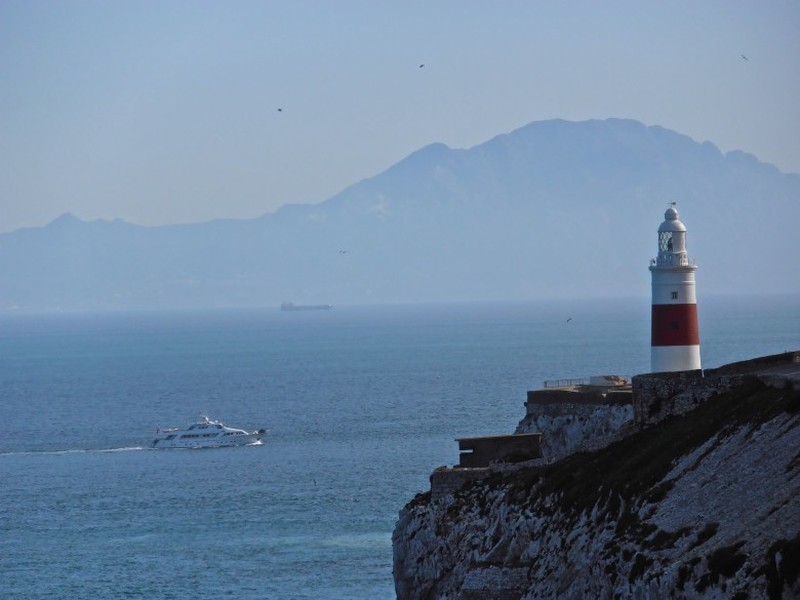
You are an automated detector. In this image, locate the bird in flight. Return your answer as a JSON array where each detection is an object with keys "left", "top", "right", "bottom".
[
  {"left": 419, "top": 64, "right": 425, "bottom": 68},
  {"left": 277, "top": 107, "right": 283, "bottom": 112},
  {"left": 339, "top": 250, "right": 350, "bottom": 254},
  {"left": 740, "top": 54, "right": 748, "bottom": 61},
  {"left": 566, "top": 317, "right": 572, "bottom": 323}
]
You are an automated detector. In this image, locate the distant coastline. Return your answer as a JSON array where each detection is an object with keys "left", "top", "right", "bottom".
[{"left": 280, "top": 302, "right": 333, "bottom": 312}]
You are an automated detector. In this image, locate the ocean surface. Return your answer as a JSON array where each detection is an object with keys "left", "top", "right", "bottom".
[{"left": 1, "top": 295, "right": 797, "bottom": 599}]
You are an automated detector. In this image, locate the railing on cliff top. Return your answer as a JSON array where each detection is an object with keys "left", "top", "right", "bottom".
[{"left": 543, "top": 378, "right": 588, "bottom": 389}]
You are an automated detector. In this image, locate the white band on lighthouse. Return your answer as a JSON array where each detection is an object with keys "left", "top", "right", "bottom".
[
  {"left": 649, "top": 203, "right": 701, "bottom": 373},
  {"left": 651, "top": 346, "right": 702, "bottom": 373}
]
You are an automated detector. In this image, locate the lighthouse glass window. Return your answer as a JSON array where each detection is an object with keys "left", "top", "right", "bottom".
[{"left": 659, "top": 231, "right": 673, "bottom": 252}]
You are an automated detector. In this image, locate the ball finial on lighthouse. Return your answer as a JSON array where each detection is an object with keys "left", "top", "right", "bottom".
[{"left": 649, "top": 203, "right": 701, "bottom": 372}]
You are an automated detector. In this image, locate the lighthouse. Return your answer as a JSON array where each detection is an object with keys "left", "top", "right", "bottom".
[{"left": 649, "top": 203, "right": 701, "bottom": 373}]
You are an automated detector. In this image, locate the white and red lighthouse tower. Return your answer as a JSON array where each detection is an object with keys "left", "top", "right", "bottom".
[{"left": 649, "top": 203, "right": 701, "bottom": 373}]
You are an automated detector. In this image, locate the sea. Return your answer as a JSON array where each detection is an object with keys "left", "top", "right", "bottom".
[{"left": 1, "top": 295, "right": 797, "bottom": 599}]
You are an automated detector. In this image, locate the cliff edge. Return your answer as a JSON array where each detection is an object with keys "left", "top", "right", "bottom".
[{"left": 393, "top": 359, "right": 800, "bottom": 599}]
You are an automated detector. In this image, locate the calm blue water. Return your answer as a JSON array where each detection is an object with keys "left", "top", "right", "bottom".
[{"left": 1, "top": 296, "right": 797, "bottom": 599}]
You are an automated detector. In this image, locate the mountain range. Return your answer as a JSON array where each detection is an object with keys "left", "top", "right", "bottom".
[{"left": 2, "top": 118, "right": 798, "bottom": 311}]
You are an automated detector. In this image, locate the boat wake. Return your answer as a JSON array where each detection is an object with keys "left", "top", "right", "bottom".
[{"left": 0, "top": 446, "right": 147, "bottom": 458}]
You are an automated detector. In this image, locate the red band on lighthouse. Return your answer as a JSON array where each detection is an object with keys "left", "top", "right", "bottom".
[{"left": 651, "top": 304, "right": 700, "bottom": 346}]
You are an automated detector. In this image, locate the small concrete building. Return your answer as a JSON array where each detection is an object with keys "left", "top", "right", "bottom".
[{"left": 456, "top": 433, "right": 542, "bottom": 468}]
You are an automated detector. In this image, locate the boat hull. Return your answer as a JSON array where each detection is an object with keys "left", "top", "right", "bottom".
[{"left": 152, "top": 432, "right": 265, "bottom": 449}]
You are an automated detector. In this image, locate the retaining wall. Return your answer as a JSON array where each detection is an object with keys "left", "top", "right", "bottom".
[
  {"left": 430, "top": 467, "right": 491, "bottom": 502},
  {"left": 633, "top": 351, "right": 799, "bottom": 427}
]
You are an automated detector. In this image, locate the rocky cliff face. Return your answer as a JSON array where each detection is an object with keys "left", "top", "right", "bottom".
[
  {"left": 515, "top": 402, "right": 634, "bottom": 462},
  {"left": 393, "top": 379, "right": 800, "bottom": 599}
]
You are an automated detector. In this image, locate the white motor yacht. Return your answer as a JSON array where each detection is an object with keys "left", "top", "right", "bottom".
[{"left": 152, "top": 415, "right": 267, "bottom": 449}]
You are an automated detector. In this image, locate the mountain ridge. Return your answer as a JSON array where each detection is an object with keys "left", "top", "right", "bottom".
[{"left": 2, "top": 118, "right": 798, "bottom": 311}]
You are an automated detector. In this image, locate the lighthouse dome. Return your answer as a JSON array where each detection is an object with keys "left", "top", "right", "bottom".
[{"left": 658, "top": 205, "right": 686, "bottom": 233}]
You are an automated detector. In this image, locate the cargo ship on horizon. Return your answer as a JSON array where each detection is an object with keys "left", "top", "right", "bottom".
[{"left": 280, "top": 302, "right": 333, "bottom": 311}]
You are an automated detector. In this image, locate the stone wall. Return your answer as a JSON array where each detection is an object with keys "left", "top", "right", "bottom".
[
  {"left": 430, "top": 467, "right": 491, "bottom": 502},
  {"left": 525, "top": 388, "right": 632, "bottom": 407},
  {"left": 705, "top": 350, "right": 800, "bottom": 376},
  {"left": 632, "top": 351, "right": 799, "bottom": 427},
  {"left": 632, "top": 370, "right": 750, "bottom": 427}
]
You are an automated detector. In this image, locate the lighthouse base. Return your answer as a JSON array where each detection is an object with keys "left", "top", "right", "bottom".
[{"left": 651, "top": 345, "right": 702, "bottom": 373}]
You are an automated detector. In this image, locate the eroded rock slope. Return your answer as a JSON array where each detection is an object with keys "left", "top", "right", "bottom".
[{"left": 393, "top": 380, "right": 800, "bottom": 599}]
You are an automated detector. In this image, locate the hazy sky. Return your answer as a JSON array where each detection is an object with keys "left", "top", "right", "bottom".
[{"left": 1, "top": 1, "right": 798, "bottom": 233}]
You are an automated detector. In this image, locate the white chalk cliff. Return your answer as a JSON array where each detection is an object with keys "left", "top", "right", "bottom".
[{"left": 393, "top": 379, "right": 800, "bottom": 599}]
